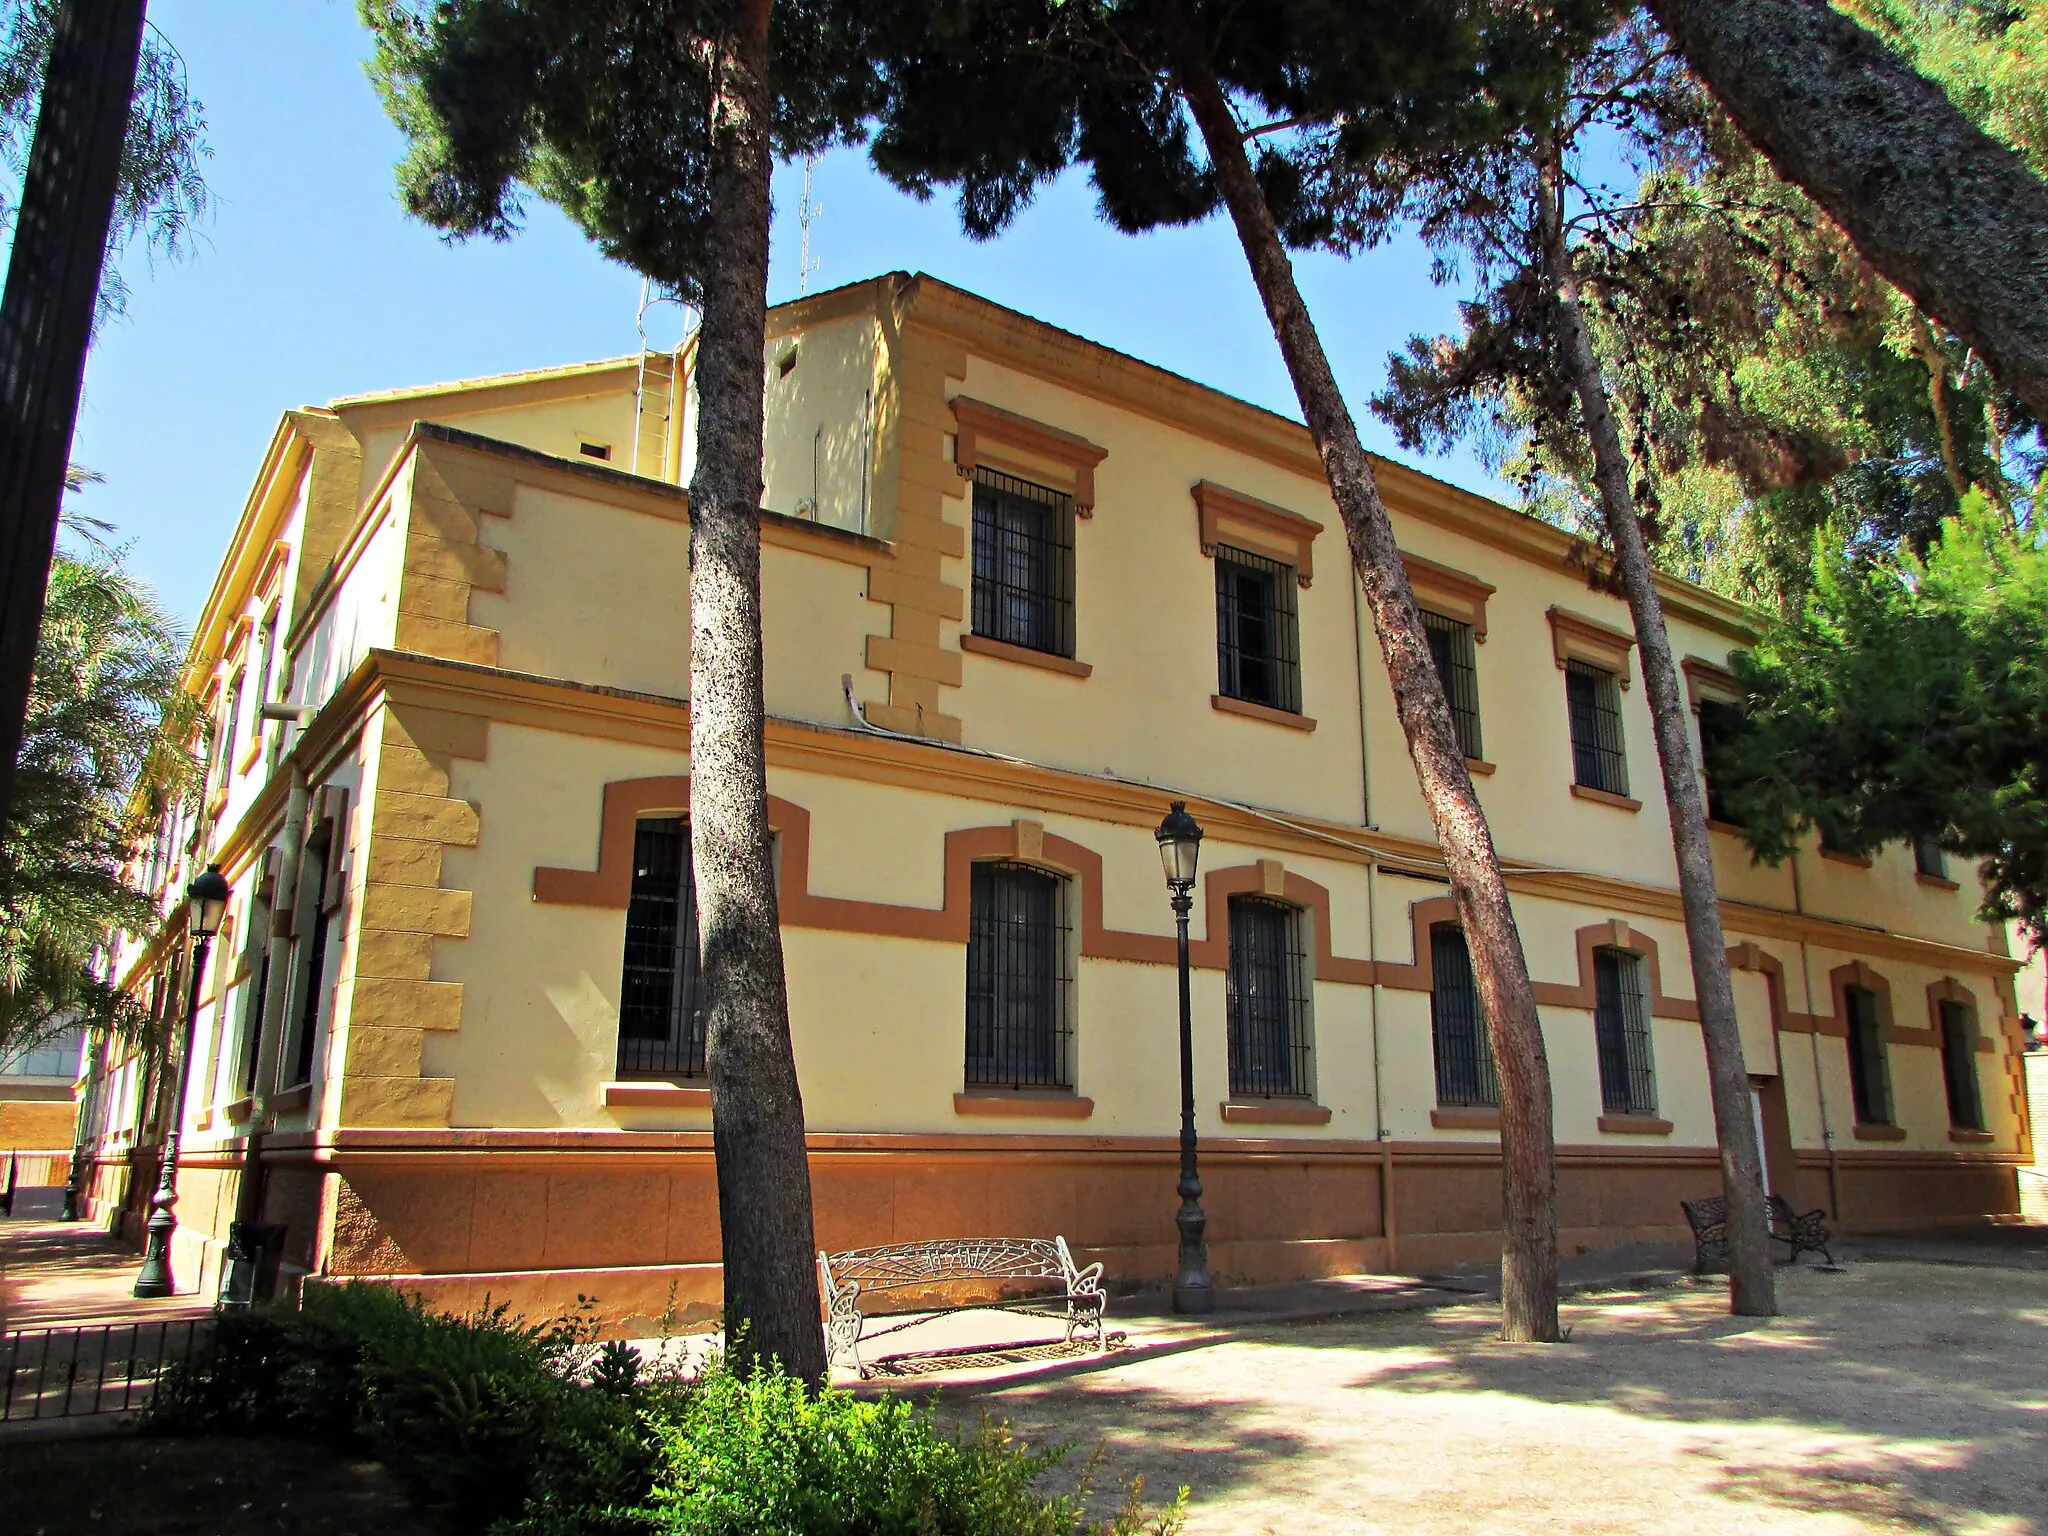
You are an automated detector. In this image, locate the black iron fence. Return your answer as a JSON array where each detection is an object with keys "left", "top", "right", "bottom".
[{"left": 1, "top": 1318, "right": 208, "bottom": 1422}]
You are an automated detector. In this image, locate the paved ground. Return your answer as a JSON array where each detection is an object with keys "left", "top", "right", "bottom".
[
  {"left": 939, "top": 1243, "right": 2048, "bottom": 1535},
  {"left": 0, "top": 1218, "right": 208, "bottom": 1333}
]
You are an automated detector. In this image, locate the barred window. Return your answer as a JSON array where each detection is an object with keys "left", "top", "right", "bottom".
[
  {"left": 1422, "top": 612, "right": 1483, "bottom": 762},
  {"left": 1227, "top": 897, "right": 1312, "bottom": 1098},
  {"left": 1696, "top": 699, "right": 1744, "bottom": 826},
  {"left": 287, "top": 831, "right": 331, "bottom": 1088},
  {"left": 239, "top": 923, "right": 270, "bottom": 1095},
  {"left": 1429, "top": 923, "right": 1498, "bottom": 1107},
  {"left": 1844, "top": 984, "right": 1892, "bottom": 1126},
  {"left": 1215, "top": 546, "right": 1301, "bottom": 714},
  {"left": 966, "top": 862, "right": 1073, "bottom": 1090},
  {"left": 618, "top": 817, "right": 705, "bottom": 1078},
  {"left": 972, "top": 469, "right": 1075, "bottom": 657},
  {"left": 1593, "top": 947, "right": 1656, "bottom": 1116},
  {"left": 1566, "top": 659, "right": 1628, "bottom": 797},
  {"left": 1913, "top": 835, "right": 1949, "bottom": 881},
  {"left": 1938, "top": 999, "right": 1983, "bottom": 1131}
]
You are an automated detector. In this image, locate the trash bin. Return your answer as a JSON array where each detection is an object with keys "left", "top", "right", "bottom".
[{"left": 218, "top": 1220, "right": 288, "bottom": 1308}]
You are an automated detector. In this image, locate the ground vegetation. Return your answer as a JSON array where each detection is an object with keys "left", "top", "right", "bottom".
[{"left": 146, "top": 1281, "right": 1185, "bottom": 1535}]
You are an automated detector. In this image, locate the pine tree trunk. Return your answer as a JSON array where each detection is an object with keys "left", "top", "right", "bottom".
[
  {"left": 1535, "top": 149, "right": 1777, "bottom": 1317},
  {"left": 1648, "top": 0, "right": 2048, "bottom": 423},
  {"left": 690, "top": 0, "right": 827, "bottom": 1383},
  {"left": 1151, "top": 0, "right": 1559, "bottom": 1341},
  {"left": 0, "top": 0, "right": 147, "bottom": 829}
]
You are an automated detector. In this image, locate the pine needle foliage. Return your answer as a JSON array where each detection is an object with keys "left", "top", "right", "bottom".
[
  {"left": 357, "top": 0, "right": 879, "bottom": 301},
  {"left": 1719, "top": 498, "right": 2048, "bottom": 943}
]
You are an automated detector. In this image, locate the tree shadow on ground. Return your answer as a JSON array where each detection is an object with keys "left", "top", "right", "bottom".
[
  {"left": 1313, "top": 1267, "right": 2047, "bottom": 1532},
  {"left": 941, "top": 1264, "right": 2048, "bottom": 1533}
]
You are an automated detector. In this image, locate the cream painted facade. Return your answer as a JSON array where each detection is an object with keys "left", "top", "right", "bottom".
[{"left": 77, "top": 273, "right": 2030, "bottom": 1324}]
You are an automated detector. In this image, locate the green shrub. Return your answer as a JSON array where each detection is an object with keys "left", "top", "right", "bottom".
[
  {"left": 148, "top": 1284, "right": 655, "bottom": 1534},
  {"left": 150, "top": 1289, "right": 1181, "bottom": 1536},
  {"left": 637, "top": 1355, "right": 1184, "bottom": 1536}
]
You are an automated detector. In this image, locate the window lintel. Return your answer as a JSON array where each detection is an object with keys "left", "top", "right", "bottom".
[
  {"left": 1548, "top": 606, "right": 1635, "bottom": 687},
  {"left": 1681, "top": 655, "right": 1740, "bottom": 710},
  {"left": 1193, "top": 480, "right": 1320, "bottom": 586},
  {"left": 1403, "top": 552, "right": 1494, "bottom": 640},
  {"left": 951, "top": 396, "right": 1107, "bottom": 513}
]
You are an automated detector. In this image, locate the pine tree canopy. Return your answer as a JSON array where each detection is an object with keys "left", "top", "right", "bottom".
[
  {"left": 864, "top": 0, "right": 1610, "bottom": 248},
  {"left": 359, "top": 0, "right": 881, "bottom": 297},
  {"left": 1717, "top": 501, "right": 2048, "bottom": 945}
]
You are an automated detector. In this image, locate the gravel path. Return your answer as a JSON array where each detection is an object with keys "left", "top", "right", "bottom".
[{"left": 954, "top": 1261, "right": 2048, "bottom": 1534}]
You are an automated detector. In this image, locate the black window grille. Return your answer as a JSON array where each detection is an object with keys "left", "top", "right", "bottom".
[
  {"left": 1593, "top": 948, "right": 1657, "bottom": 1116},
  {"left": 289, "top": 836, "right": 331, "bottom": 1088},
  {"left": 1914, "top": 835, "right": 1949, "bottom": 881},
  {"left": 1696, "top": 699, "right": 1744, "bottom": 826},
  {"left": 1227, "top": 897, "right": 1312, "bottom": 1097},
  {"left": 1215, "top": 546, "right": 1301, "bottom": 714},
  {"left": 1844, "top": 984, "right": 1892, "bottom": 1125},
  {"left": 971, "top": 469, "right": 1075, "bottom": 657},
  {"left": 1566, "top": 660, "right": 1628, "bottom": 796},
  {"left": 1939, "top": 999, "right": 1983, "bottom": 1131},
  {"left": 618, "top": 817, "right": 706, "bottom": 1078},
  {"left": 965, "top": 862, "right": 1072, "bottom": 1089},
  {"left": 239, "top": 944, "right": 269, "bottom": 1095},
  {"left": 1422, "top": 611, "right": 1483, "bottom": 762},
  {"left": 1429, "top": 924, "right": 1498, "bottom": 1107}
]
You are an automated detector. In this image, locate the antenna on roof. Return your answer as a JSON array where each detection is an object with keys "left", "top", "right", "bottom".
[{"left": 798, "top": 154, "right": 822, "bottom": 295}]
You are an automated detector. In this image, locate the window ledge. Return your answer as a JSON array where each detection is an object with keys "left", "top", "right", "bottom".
[
  {"left": 960, "top": 633, "right": 1093, "bottom": 678},
  {"left": 1818, "top": 847, "right": 1872, "bottom": 868},
  {"left": 1464, "top": 758, "right": 1497, "bottom": 777},
  {"left": 1915, "top": 872, "right": 1960, "bottom": 891},
  {"left": 272, "top": 1084, "right": 311, "bottom": 1114},
  {"left": 1430, "top": 1107, "right": 1501, "bottom": 1130},
  {"left": 1571, "top": 784, "right": 1641, "bottom": 812},
  {"left": 605, "top": 1081, "right": 711, "bottom": 1110},
  {"left": 1948, "top": 1127, "right": 1994, "bottom": 1144},
  {"left": 1211, "top": 694, "right": 1316, "bottom": 732},
  {"left": 1706, "top": 819, "right": 1747, "bottom": 838},
  {"left": 1220, "top": 1099, "right": 1331, "bottom": 1126},
  {"left": 1852, "top": 1122, "right": 1907, "bottom": 1141},
  {"left": 1597, "top": 1113, "right": 1672, "bottom": 1135},
  {"left": 223, "top": 1096, "right": 254, "bottom": 1123},
  {"left": 954, "top": 1090, "right": 1094, "bottom": 1119}
]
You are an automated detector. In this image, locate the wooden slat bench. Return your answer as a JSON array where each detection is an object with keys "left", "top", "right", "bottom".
[
  {"left": 818, "top": 1236, "right": 1107, "bottom": 1378},
  {"left": 1681, "top": 1194, "right": 1835, "bottom": 1272}
]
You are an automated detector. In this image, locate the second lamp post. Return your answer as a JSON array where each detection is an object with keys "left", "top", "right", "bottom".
[
  {"left": 1155, "top": 801, "right": 1213, "bottom": 1314},
  {"left": 132, "top": 864, "right": 230, "bottom": 1299}
]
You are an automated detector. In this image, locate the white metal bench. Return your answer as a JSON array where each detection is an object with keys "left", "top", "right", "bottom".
[{"left": 817, "top": 1236, "right": 1107, "bottom": 1377}]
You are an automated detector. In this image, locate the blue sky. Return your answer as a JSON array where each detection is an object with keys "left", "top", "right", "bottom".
[{"left": 69, "top": 0, "right": 1500, "bottom": 626}]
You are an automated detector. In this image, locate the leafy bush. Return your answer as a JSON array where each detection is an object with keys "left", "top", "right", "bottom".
[
  {"left": 148, "top": 1284, "right": 654, "bottom": 1533},
  {"left": 638, "top": 1355, "right": 1183, "bottom": 1536},
  {"left": 149, "top": 1286, "right": 1183, "bottom": 1536}
]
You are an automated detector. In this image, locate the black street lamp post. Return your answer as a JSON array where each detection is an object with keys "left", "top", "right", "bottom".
[
  {"left": 1155, "top": 801, "right": 1213, "bottom": 1314},
  {"left": 132, "top": 864, "right": 230, "bottom": 1299}
]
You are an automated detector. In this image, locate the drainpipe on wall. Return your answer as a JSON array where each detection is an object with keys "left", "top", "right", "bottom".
[
  {"left": 221, "top": 705, "right": 313, "bottom": 1306},
  {"left": 1789, "top": 848, "right": 1844, "bottom": 1224},
  {"left": 1352, "top": 573, "right": 1398, "bottom": 1269}
]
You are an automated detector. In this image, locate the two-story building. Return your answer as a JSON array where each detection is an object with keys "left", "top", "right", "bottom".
[{"left": 76, "top": 272, "right": 2032, "bottom": 1326}]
